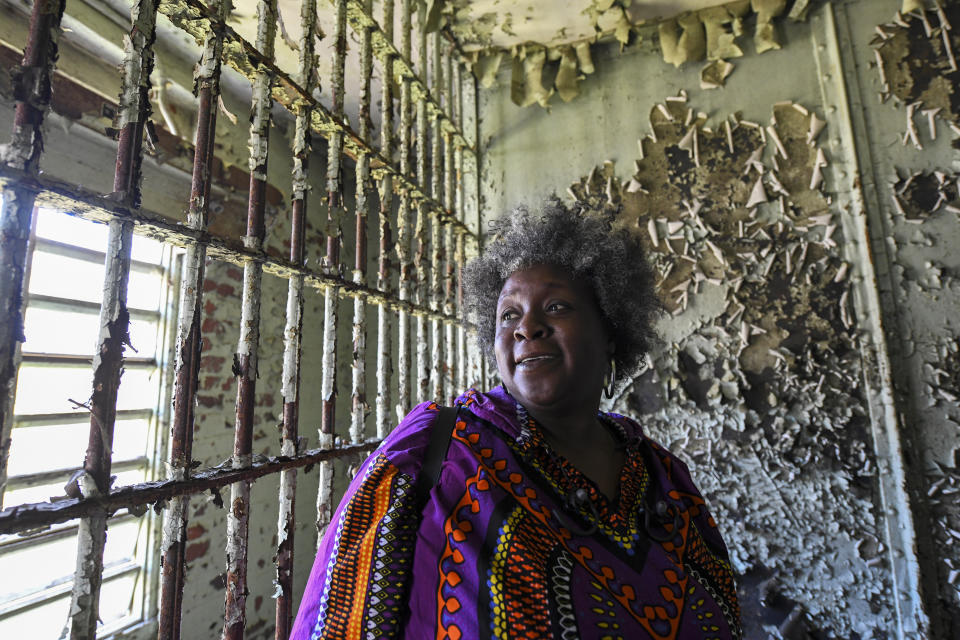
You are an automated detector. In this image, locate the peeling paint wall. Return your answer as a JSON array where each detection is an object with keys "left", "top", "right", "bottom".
[{"left": 479, "top": 0, "right": 958, "bottom": 637}]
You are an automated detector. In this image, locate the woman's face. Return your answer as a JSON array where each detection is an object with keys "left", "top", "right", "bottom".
[{"left": 494, "top": 264, "right": 613, "bottom": 415}]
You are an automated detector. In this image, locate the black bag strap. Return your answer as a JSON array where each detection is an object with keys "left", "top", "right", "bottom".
[{"left": 414, "top": 405, "right": 458, "bottom": 511}]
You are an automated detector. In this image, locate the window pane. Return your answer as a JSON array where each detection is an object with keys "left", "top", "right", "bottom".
[
  {"left": 28, "top": 251, "right": 105, "bottom": 306},
  {"left": 13, "top": 365, "right": 160, "bottom": 416},
  {"left": 98, "top": 571, "right": 142, "bottom": 628},
  {"left": 7, "top": 419, "right": 150, "bottom": 477},
  {"left": 103, "top": 518, "right": 144, "bottom": 568},
  {"left": 34, "top": 207, "right": 108, "bottom": 252},
  {"left": 131, "top": 234, "right": 164, "bottom": 264},
  {"left": 28, "top": 251, "right": 165, "bottom": 312},
  {"left": 0, "top": 593, "right": 70, "bottom": 639},
  {"left": 22, "top": 307, "right": 159, "bottom": 358},
  {"left": 0, "top": 530, "right": 79, "bottom": 601}
]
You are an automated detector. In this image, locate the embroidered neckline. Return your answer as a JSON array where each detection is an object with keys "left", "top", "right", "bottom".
[{"left": 511, "top": 399, "right": 647, "bottom": 539}]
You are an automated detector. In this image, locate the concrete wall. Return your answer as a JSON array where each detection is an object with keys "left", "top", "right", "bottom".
[{"left": 478, "top": 0, "right": 959, "bottom": 637}]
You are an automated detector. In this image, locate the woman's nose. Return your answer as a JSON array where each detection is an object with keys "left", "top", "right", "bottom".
[{"left": 514, "top": 311, "right": 548, "bottom": 341}]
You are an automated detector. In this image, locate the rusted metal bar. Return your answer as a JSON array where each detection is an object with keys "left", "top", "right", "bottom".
[
  {"left": 156, "top": 9, "right": 223, "bottom": 639},
  {"left": 0, "top": 168, "right": 460, "bottom": 325},
  {"left": 158, "top": 0, "right": 472, "bottom": 237},
  {"left": 395, "top": 0, "right": 413, "bottom": 422},
  {"left": 337, "top": 0, "right": 470, "bottom": 150},
  {"left": 64, "top": 1, "right": 159, "bottom": 637},
  {"left": 444, "top": 225, "right": 456, "bottom": 405},
  {"left": 456, "top": 229, "right": 467, "bottom": 394},
  {"left": 274, "top": 4, "right": 316, "bottom": 634},
  {"left": 376, "top": 0, "right": 395, "bottom": 439},
  {"left": 430, "top": 30, "right": 444, "bottom": 403},
  {"left": 414, "top": 2, "right": 429, "bottom": 405},
  {"left": 454, "top": 62, "right": 468, "bottom": 394},
  {"left": 223, "top": 1, "right": 276, "bottom": 637},
  {"left": 351, "top": 0, "right": 374, "bottom": 445},
  {"left": 0, "top": 440, "right": 381, "bottom": 535},
  {"left": 0, "top": 0, "right": 67, "bottom": 509},
  {"left": 317, "top": 0, "right": 348, "bottom": 538},
  {"left": 440, "top": 49, "right": 457, "bottom": 405}
]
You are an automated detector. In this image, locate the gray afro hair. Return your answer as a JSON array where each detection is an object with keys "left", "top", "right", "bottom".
[{"left": 463, "top": 197, "right": 663, "bottom": 378}]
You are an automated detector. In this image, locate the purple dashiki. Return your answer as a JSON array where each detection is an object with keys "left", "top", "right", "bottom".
[{"left": 290, "top": 386, "right": 742, "bottom": 640}]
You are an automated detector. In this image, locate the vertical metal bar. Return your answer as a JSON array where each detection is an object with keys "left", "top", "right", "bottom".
[
  {"left": 157, "top": 1, "right": 225, "bottom": 636},
  {"left": 223, "top": 1, "right": 274, "bottom": 638},
  {"left": 453, "top": 61, "right": 467, "bottom": 394},
  {"left": 441, "top": 49, "right": 456, "bottom": 405},
  {"left": 350, "top": 0, "right": 374, "bottom": 445},
  {"left": 429, "top": 31, "right": 444, "bottom": 403},
  {"left": 275, "top": 1, "right": 317, "bottom": 636},
  {"left": 444, "top": 226, "right": 456, "bottom": 405},
  {"left": 62, "top": 2, "right": 158, "bottom": 638},
  {"left": 456, "top": 229, "right": 466, "bottom": 393},
  {"left": 0, "top": 0, "right": 67, "bottom": 506},
  {"left": 466, "top": 68, "right": 484, "bottom": 392},
  {"left": 414, "top": 2, "right": 429, "bottom": 405},
  {"left": 395, "top": 0, "right": 412, "bottom": 422},
  {"left": 317, "top": 0, "right": 347, "bottom": 535},
  {"left": 376, "top": 0, "right": 395, "bottom": 438}
]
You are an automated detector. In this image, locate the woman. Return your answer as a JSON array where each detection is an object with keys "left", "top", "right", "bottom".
[{"left": 291, "top": 199, "right": 742, "bottom": 639}]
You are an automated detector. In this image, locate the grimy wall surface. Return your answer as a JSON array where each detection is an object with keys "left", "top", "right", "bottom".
[{"left": 478, "top": 0, "right": 959, "bottom": 637}]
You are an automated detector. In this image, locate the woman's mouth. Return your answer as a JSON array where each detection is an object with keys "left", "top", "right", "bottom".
[{"left": 516, "top": 354, "right": 558, "bottom": 367}]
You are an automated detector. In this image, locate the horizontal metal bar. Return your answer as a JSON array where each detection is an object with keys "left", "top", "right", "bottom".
[
  {"left": 19, "top": 353, "right": 156, "bottom": 368},
  {"left": 25, "top": 293, "right": 161, "bottom": 320},
  {"left": 339, "top": 0, "right": 471, "bottom": 151},
  {"left": 6, "top": 457, "right": 148, "bottom": 491},
  {"left": 156, "top": 0, "right": 473, "bottom": 238},
  {"left": 0, "top": 440, "right": 380, "bottom": 534},
  {"left": 33, "top": 237, "right": 163, "bottom": 274},
  {"left": 13, "top": 408, "right": 152, "bottom": 428},
  {"left": 0, "top": 168, "right": 464, "bottom": 325},
  {"left": 0, "top": 559, "right": 139, "bottom": 619}
]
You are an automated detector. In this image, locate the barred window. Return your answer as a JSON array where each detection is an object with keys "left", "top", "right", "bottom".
[{"left": 0, "top": 206, "right": 178, "bottom": 638}]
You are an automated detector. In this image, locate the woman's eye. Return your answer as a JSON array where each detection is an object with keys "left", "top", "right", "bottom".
[
  {"left": 547, "top": 302, "right": 568, "bottom": 312},
  {"left": 500, "top": 310, "right": 517, "bottom": 322}
]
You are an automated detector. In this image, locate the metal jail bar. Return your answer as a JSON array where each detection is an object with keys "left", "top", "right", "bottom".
[
  {"left": 415, "top": 1, "right": 430, "bottom": 406},
  {"left": 0, "top": 1, "right": 480, "bottom": 639},
  {"left": 395, "top": 0, "right": 413, "bottom": 423},
  {"left": 376, "top": 0, "right": 395, "bottom": 440},
  {"left": 157, "top": 0, "right": 224, "bottom": 633},
  {"left": 65, "top": 0, "right": 158, "bottom": 635},
  {"left": 276, "top": 0, "right": 320, "bottom": 634},
  {"left": 0, "top": 0, "right": 66, "bottom": 509}
]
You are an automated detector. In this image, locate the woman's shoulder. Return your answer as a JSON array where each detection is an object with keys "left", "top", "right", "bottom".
[{"left": 373, "top": 401, "right": 446, "bottom": 475}]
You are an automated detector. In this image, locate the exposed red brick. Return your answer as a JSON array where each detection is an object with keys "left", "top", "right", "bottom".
[
  {"left": 202, "top": 375, "right": 218, "bottom": 390},
  {"left": 203, "top": 279, "right": 217, "bottom": 293},
  {"left": 254, "top": 595, "right": 263, "bottom": 612},
  {"left": 201, "top": 355, "right": 226, "bottom": 371},
  {"left": 201, "top": 317, "right": 223, "bottom": 335},
  {"left": 197, "top": 394, "right": 222, "bottom": 408},
  {"left": 204, "top": 300, "right": 216, "bottom": 314},
  {"left": 185, "top": 540, "right": 209, "bottom": 563},
  {"left": 224, "top": 266, "right": 243, "bottom": 282},
  {"left": 215, "top": 282, "right": 234, "bottom": 297},
  {"left": 187, "top": 524, "right": 207, "bottom": 540}
]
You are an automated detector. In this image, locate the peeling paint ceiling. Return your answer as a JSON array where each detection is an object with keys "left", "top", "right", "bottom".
[{"left": 447, "top": 0, "right": 729, "bottom": 51}]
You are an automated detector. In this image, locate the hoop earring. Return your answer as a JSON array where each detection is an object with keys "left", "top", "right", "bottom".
[{"left": 603, "top": 358, "right": 616, "bottom": 399}]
